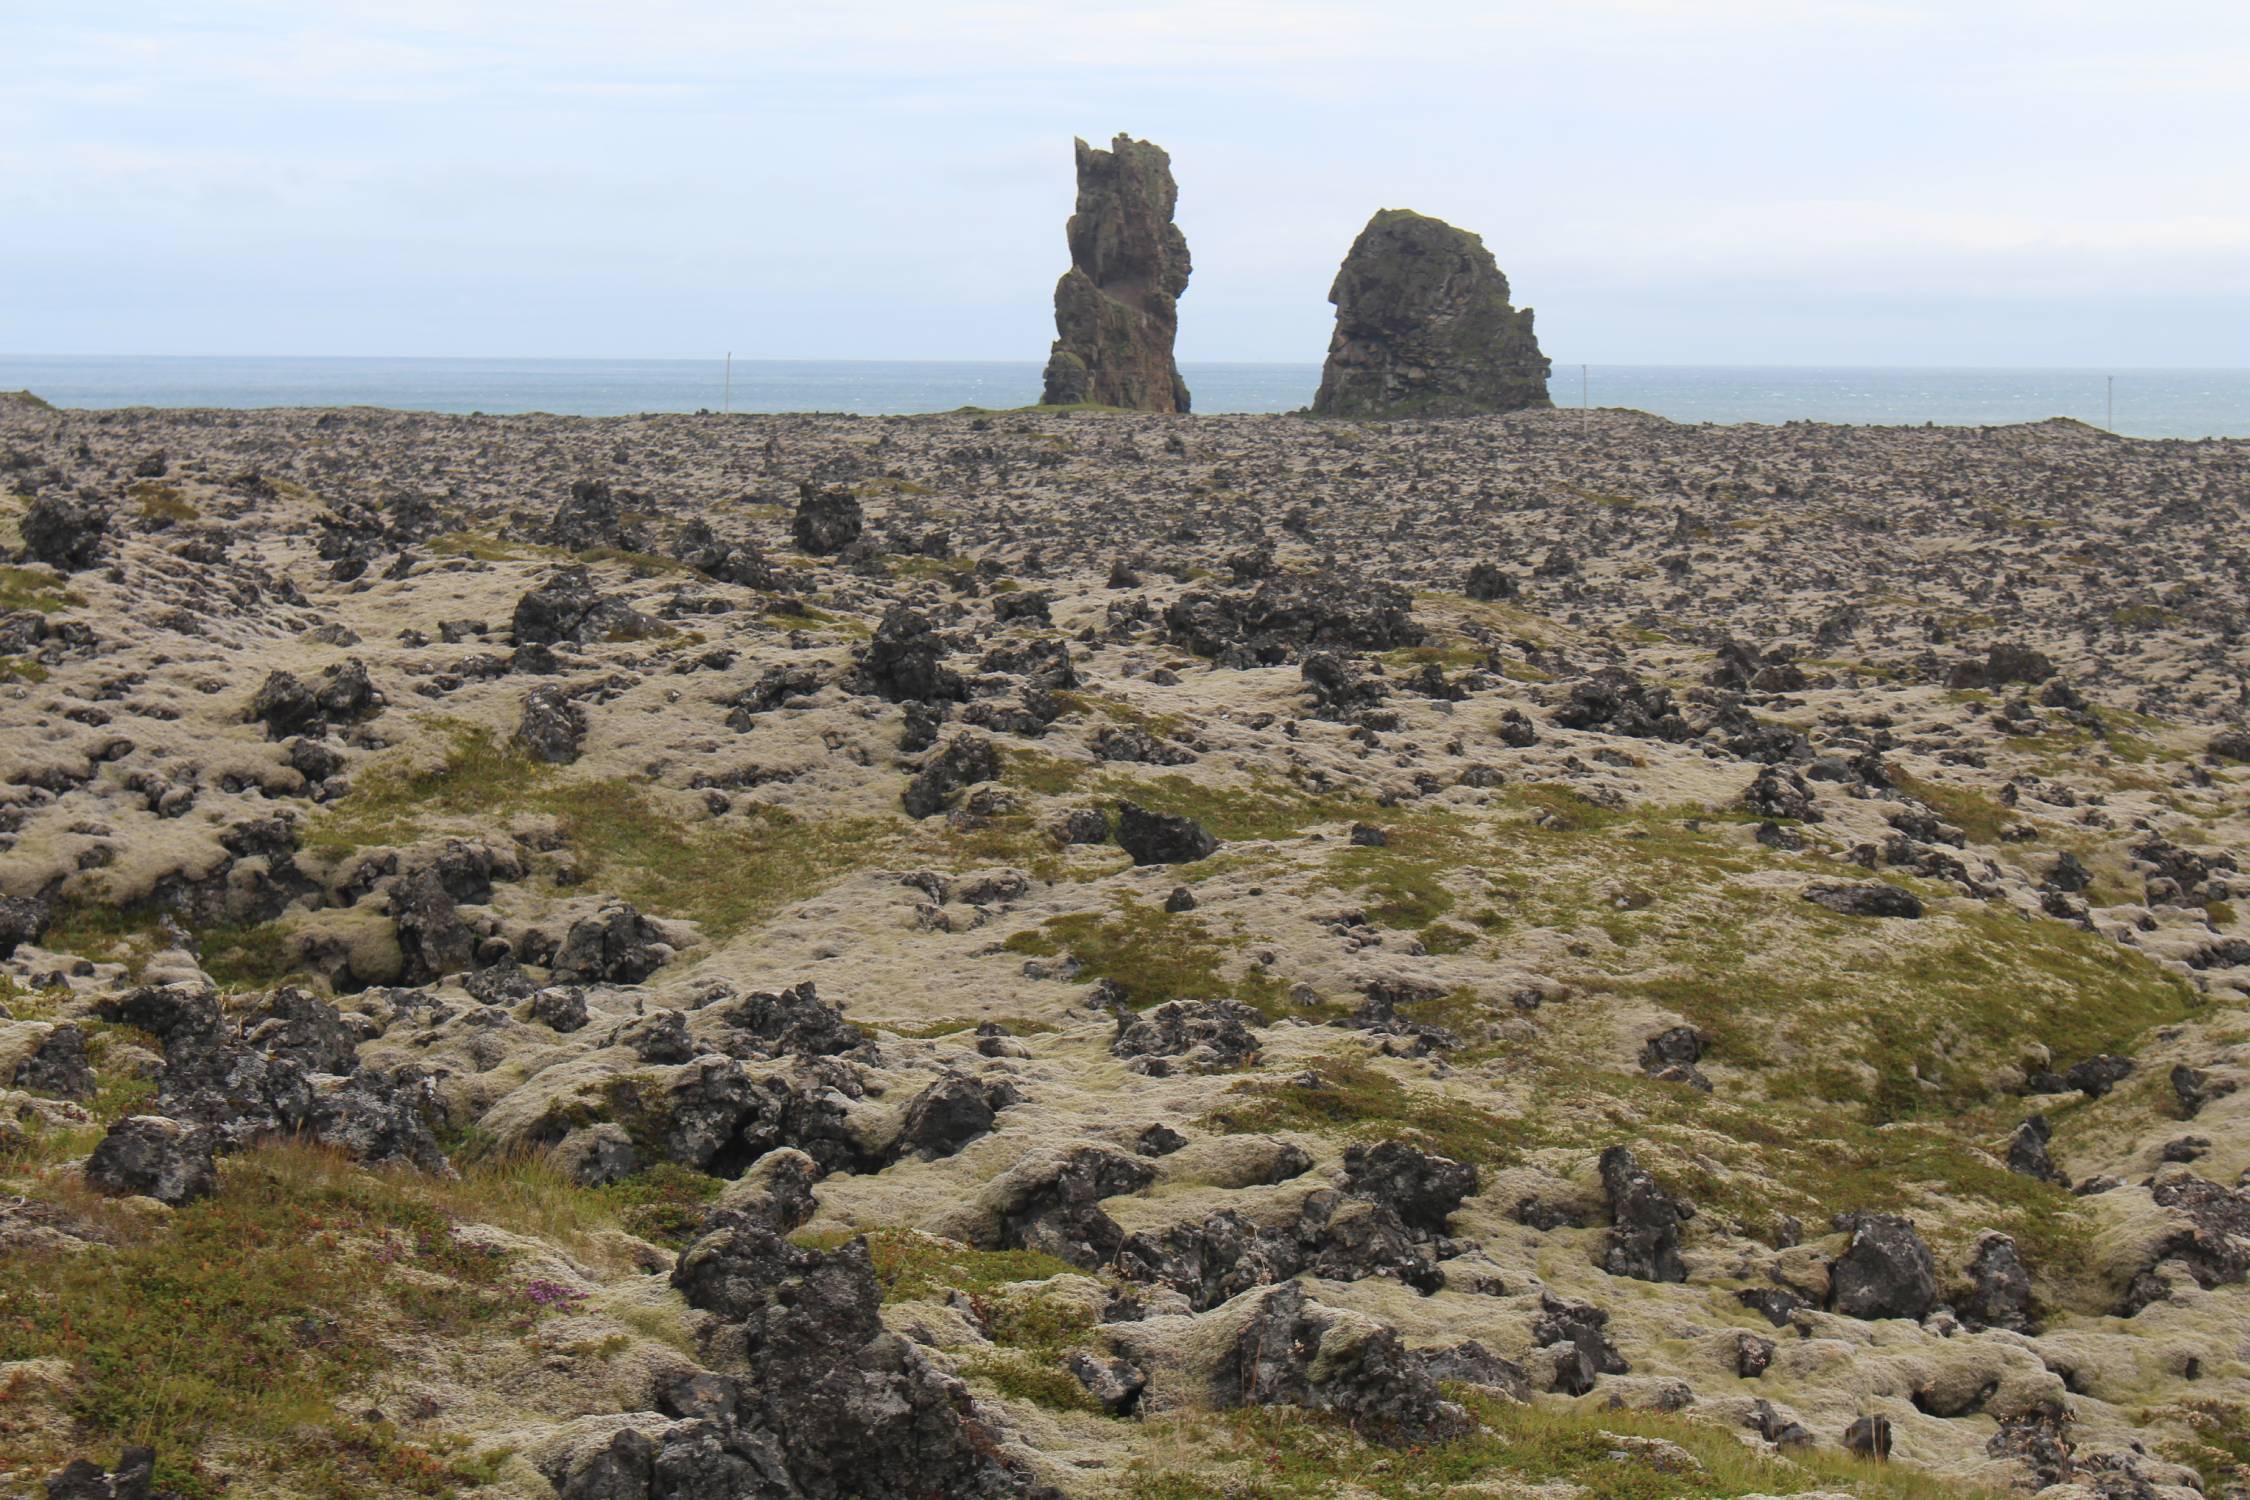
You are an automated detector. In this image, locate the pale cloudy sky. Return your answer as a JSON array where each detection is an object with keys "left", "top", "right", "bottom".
[{"left": 6, "top": 1, "right": 2247, "bottom": 365}]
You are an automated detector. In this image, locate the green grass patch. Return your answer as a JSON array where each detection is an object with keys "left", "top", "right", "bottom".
[
  {"left": 959, "top": 1349, "right": 1105, "bottom": 1414},
  {"left": 577, "top": 545, "right": 691, "bottom": 577},
  {"left": 1126, "top": 1389, "right": 2001, "bottom": 1499},
  {"left": 309, "top": 725, "right": 903, "bottom": 941},
  {"left": 1316, "top": 811, "right": 1482, "bottom": 935},
  {"left": 0, "top": 564, "right": 84, "bottom": 614},
  {"left": 197, "top": 919, "right": 301, "bottom": 990},
  {"left": 1891, "top": 773, "right": 2012, "bottom": 845},
  {"left": 594, "top": 1162, "right": 724, "bottom": 1247},
  {"left": 427, "top": 530, "right": 539, "bottom": 563},
  {"left": 882, "top": 1016, "right": 1060, "bottom": 1040},
  {"left": 36, "top": 901, "right": 168, "bottom": 977},
  {"left": 2165, "top": 1400, "right": 2250, "bottom": 1497},
  {"left": 131, "top": 481, "right": 198, "bottom": 523},
  {"left": 0, "top": 1143, "right": 520, "bottom": 1498},
  {"left": 1002, "top": 897, "right": 1286, "bottom": 1015},
  {"left": 1203, "top": 1054, "right": 1539, "bottom": 1166},
  {"left": 1107, "top": 771, "right": 1361, "bottom": 844},
  {"left": 1626, "top": 904, "right": 2201, "bottom": 1124},
  {"left": 790, "top": 1226, "right": 1079, "bottom": 1304}
]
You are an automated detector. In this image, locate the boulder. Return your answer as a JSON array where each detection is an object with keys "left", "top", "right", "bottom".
[
  {"left": 1340, "top": 1140, "right": 1476, "bottom": 1235},
  {"left": 42, "top": 1447, "right": 159, "bottom": 1500},
  {"left": 1828, "top": 1212, "right": 1938, "bottom": 1321},
  {"left": 515, "top": 685, "right": 587, "bottom": 764},
  {"left": 544, "top": 478, "right": 646, "bottom": 552},
  {"left": 790, "top": 483, "right": 862, "bottom": 555},
  {"left": 86, "top": 1115, "right": 219, "bottom": 1205},
  {"left": 901, "top": 734, "right": 1001, "bottom": 819},
  {"left": 1802, "top": 882, "right": 1924, "bottom": 919},
  {"left": 860, "top": 605, "right": 965, "bottom": 704},
  {"left": 1114, "top": 802, "right": 1218, "bottom": 865},
  {"left": 894, "top": 1071, "right": 1018, "bottom": 1160},
  {"left": 552, "top": 901, "right": 669, "bottom": 984},
  {"left": 1163, "top": 574, "right": 1422, "bottom": 665},
  {"left": 1552, "top": 668, "right": 1689, "bottom": 740},
  {"left": 13, "top": 1022, "right": 96, "bottom": 1099},
  {"left": 512, "top": 566, "right": 654, "bottom": 646},
  {"left": 0, "top": 892, "right": 50, "bottom": 958},
  {"left": 18, "top": 494, "right": 107, "bottom": 571}
]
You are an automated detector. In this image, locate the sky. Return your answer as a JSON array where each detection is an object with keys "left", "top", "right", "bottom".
[{"left": 5, "top": 1, "right": 2248, "bottom": 366}]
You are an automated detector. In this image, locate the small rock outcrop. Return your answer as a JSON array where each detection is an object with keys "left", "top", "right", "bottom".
[
  {"left": 1040, "top": 135, "right": 1192, "bottom": 412},
  {"left": 86, "top": 1115, "right": 219, "bottom": 1205},
  {"left": 1312, "top": 209, "right": 1551, "bottom": 417}
]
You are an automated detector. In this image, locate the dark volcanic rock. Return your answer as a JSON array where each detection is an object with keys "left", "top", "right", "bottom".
[
  {"left": 713, "top": 981, "right": 863, "bottom": 1061},
  {"left": 390, "top": 866, "right": 480, "bottom": 983},
  {"left": 512, "top": 566, "right": 653, "bottom": 647},
  {"left": 1553, "top": 668, "right": 1688, "bottom": 740},
  {"left": 1311, "top": 209, "right": 1551, "bottom": 418},
  {"left": 1341, "top": 1140, "right": 1476, "bottom": 1236},
  {"left": 1040, "top": 134, "right": 1191, "bottom": 413},
  {"left": 1961, "top": 1231, "right": 2033, "bottom": 1331},
  {"left": 791, "top": 483, "right": 863, "bottom": 555},
  {"left": 1802, "top": 881, "right": 1924, "bottom": 919},
  {"left": 859, "top": 604, "right": 966, "bottom": 704},
  {"left": 2132, "top": 1170, "right": 2250, "bottom": 1304},
  {"left": 13, "top": 1022, "right": 96, "bottom": 1099},
  {"left": 19, "top": 494, "right": 108, "bottom": 571},
  {"left": 1599, "top": 1144, "right": 1692, "bottom": 1283},
  {"left": 1114, "top": 801, "right": 1218, "bottom": 865},
  {"left": 1530, "top": 1292, "right": 1630, "bottom": 1387},
  {"left": 248, "top": 659, "right": 384, "bottom": 740},
  {"left": 995, "top": 1145, "right": 1157, "bottom": 1268},
  {"left": 0, "top": 892, "right": 50, "bottom": 958},
  {"left": 1828, "top": 1212, "right": 1938, "bottom": 1321},
  {"left": 551, "top": 901, "right": 669, "bottom": 984},
  {"left": 515, "top": 684, "right": 587, "bottom": 764},
  {"left": 544, "top": 478, "right": 645, "bottom": 552},
  {"left": 895, "top": 1071, "right": 1018, "bottom": 1160},
  {"left": 1163, "top": 574, "right": 1422, "bottom": 665},
  {"left": 669, "top": 1224, "right": 1044, "bottom": 1498},
  {"left": 902, "top": 733, "right": 1001, "bottom": 818},
  {"left": 2006, "top": 1115, "right": 2070, "bottom": 1185},
  {"left": 86, "top": 1115, "right": 218, "bottom": 1205},
  {"left": 1219, "top": 1281, "right": 1469, "bottom": 1446},
  {"left": 42, "top": 1446, "right": 160, "bottom": 1500},
  {"left": 1112, "top": 999, "right": 1263, "bottom": 1074}
]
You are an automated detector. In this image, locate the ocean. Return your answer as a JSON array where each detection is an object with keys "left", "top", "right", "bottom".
[{"left": 3, "top": 355, "right": 2245, "bottom": 440}]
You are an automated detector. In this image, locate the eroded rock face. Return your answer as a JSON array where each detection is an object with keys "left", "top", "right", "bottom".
[
  {"left": 1218, "top": 1282, "right": 1470, "bottom": 1446},
  {"left": 1599, "top": 1145, "right": 1691, "bottom": 1283},
  {"left": 669, "top": 1225, "right": 1046, "bottom": 1499},
  {"left": 1040, "top": 135, "right": 1191, "bottom": 413},
  {"left": 1311, "top": 209, "right": 1551, "bottom": 418}
]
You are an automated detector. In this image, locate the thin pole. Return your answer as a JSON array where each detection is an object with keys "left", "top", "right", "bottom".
[
  {"left": 2105, "top": 375, "right": 2112, "bottom": 432},
  {"left": 1581, "top": 364, "right": 1588, "bottom": 432},
  {"left": 724, "top": 352, "right": 732, "bottom": 415}
]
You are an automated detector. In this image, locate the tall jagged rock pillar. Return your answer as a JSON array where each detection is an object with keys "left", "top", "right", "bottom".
[
  {"left": 1311, "top": 209, "right": 1551, "bottom": 417},
  {"left": 1041, "top": 135, "right": 1192, "bottom": 412}
]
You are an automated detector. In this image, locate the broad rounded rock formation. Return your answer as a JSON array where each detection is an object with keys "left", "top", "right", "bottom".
[
  {"left": 1040, "top": 134, "right": 1192, "bottom": 412},
  {"left": 1312, "top": 208, "right": 1551, "bottom": 417}
]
